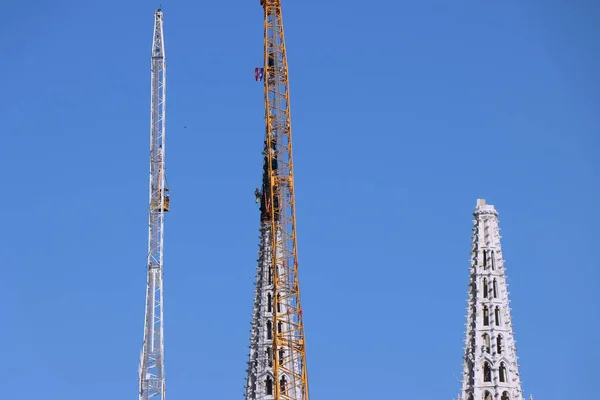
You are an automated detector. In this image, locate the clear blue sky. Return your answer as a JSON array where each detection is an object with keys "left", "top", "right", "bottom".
[{"left": 2, "top": 0, "right": 598, "bottom": 398}]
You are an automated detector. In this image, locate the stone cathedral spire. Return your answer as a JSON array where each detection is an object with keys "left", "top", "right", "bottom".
[{"left": 459, "top": 199, "right": 528, "bottom": 400}]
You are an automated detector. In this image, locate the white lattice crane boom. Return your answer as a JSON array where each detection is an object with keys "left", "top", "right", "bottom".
[{"left": 139, "top": 8, "right": 169, "bottom": 400}]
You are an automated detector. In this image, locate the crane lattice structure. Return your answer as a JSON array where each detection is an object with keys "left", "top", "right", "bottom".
[
  {"left": 246, "top": 1, "right": 309, "bottom": 399},
  {"left": 139, "top": 8, "right": 169, "bottom": 400}
]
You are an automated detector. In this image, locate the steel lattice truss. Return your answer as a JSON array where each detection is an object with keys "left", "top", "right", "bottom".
[
  {"left": 246, "top": 1, "right": 310, "bottom": 400},
  {"left": 139, "top": 8, "right": 168, "bottom": 400}
]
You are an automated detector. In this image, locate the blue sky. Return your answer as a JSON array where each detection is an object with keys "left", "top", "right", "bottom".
[{"left": 2, "top": 0, "right": 598, "bottom": 398}]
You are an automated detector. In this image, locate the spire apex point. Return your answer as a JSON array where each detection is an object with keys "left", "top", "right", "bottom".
[{"left": 474, "top": 198, "right": 498, "bottom": 215}]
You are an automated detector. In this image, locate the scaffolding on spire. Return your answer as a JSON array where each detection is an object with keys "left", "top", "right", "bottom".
[
  {"left": 139, "top": 8, "right": 168, "bottom": 400},
  {"left": 245, "top": 1, "right": 310, "bottom": 399}
]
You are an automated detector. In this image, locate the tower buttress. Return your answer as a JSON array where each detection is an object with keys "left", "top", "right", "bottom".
[{"left": 459, "top": 199, "right": 527, "bottom": 400}]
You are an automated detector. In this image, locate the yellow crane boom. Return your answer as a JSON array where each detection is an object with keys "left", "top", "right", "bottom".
[{"left": 262, "top": 1, "right": 309, "bottom": 399}]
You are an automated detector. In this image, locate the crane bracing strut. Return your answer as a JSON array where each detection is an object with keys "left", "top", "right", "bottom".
[{"left": 139, "top": 8, "right": 168, "bottom": 400}]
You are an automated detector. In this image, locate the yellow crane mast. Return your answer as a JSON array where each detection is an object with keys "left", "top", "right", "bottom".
[{"left": 259, "top": 0, "right": 309, "bottom": 399}]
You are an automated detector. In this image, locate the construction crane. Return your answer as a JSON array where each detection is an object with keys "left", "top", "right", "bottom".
[
  {"left": 246, "top": 1, "right": 309, "bottom": 399},
  {"left": 139, "top": 8, "right": 168, "bottom": 400}
]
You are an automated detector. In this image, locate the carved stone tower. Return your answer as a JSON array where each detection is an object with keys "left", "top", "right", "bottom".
[{"left": 459, "top": 199, "right": 527, "bottom": 400}]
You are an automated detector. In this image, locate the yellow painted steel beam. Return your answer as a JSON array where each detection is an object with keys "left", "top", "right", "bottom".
[{"left": 261, "top": 1, "right": 309, "bottom": 399}]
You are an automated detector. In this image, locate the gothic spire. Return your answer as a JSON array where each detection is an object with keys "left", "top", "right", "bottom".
[{"left": 459, "top": 199, "right": 526, "bottom": 400}]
